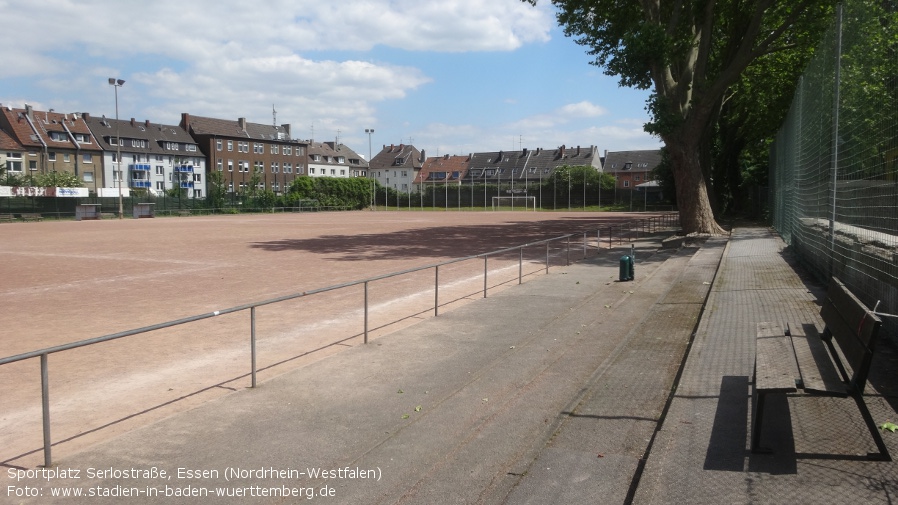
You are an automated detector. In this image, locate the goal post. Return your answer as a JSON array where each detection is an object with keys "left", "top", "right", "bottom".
[{"left": 491, "top": 195, "right": 537, "bottom": 211}]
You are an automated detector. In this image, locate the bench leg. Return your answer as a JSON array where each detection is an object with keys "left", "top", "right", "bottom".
[
  {"left": 751, "top": 390, "right": 773, "bottom": 454},
  {"left": 852, "top": 393, "right": 891, "bottom": 461}
]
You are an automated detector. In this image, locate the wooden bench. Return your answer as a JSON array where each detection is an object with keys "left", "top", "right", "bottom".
[
  {"left": 20, "top": 213, "right": 43, "bottom": 222},
  {"left": 752, "top": 277, "right": 888, "bottom": 460},
  {"left": 0, "top": 214, "right": 13, "bottom": 223}
]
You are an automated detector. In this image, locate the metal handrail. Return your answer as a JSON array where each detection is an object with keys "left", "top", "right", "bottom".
[{"left": 1, "top": 212, "right": 678, "bottom": 467}]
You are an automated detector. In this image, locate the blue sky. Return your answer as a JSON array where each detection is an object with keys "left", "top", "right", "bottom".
[{"left": 0, "top": 0, "right": 660, "bottom": 158}]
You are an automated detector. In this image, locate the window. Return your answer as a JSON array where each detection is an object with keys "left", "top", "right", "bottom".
[
  {"left": 284, "top": 162, "right": 292, "bottom": 173},
  {"left": 64, "top": 153, "right": 70, "bottom": 162},
  {"left": 312, "top": 154, "right": 321, "bottom": 162},
  {"left": 227, "top": 160, "right": 234, "bottom": 172},
  {"left": 635, "top": 175, "right": 641, "bottom": 182},
  {"left": 74, "top": 133, "right": 90, "bottom": 144},
  {"left": 227, "top": 140, "right": 233, "bottom": 152},
  {"left": 83, "top": 153, "right": 92, "bottom": 163},
  {"left": 49, "top": 131, "right": 67, "bottom": 142},
  {"left": 271, "top": 162, "right": 279, "bottom": 173},
  {"left": 83, "top": 172, "right": 93, "bottom": 182},
  {"left": 254, "top": 161, "right": 264, "bottom": 173},
  {"left": 254, "top": 143, "right": 263, "bottom": 154},
  {"left": 330, "top": 169, "right": 336, "bottom": 175},
  {"left": 48, "top": 152, "right": 56, "bottom": 161},
  {"left": 228, "top": 182, "right": 234, "bottom": 192},
  {"left": 186, "top": 144, "right": 197, "bottom": 152},
  {"left": 310, "top": 167, "right": 316, "bottom": 174},
  {"left": 238, "top": 142, "right": 249, "bottom": 153},
  {"left": 193, "top": 190, "right": 201, "bottom": 198},
  {"left": 340, "top": 169, "right": 346, "bottom": 176},
  {"left": 217, "top": 139, "right": 222, "bottom": 151},
  {"left": 623, "top": 180, "right": 630, "bottom": 188},
  {"left": 193, "top": 174, "right": 201, "bottom": 182},
  {"left": 271, "top": 145, "right": 279, "bottom": 155},
  {"left": 156, "top": 181, "right": 164, "bottom": 191},
  {"left": 29, "top": 160, "right": 37, "bottom": 170},
  {"left": 337, "top": 156, "right": 344, "bottom": 163},
  {"left": 217, "top": 159, "right": 223, "bottom": 171},
  {"left": 284, "top": 146, "right": 292, "bottom": 156},
  {"left": 156, "top": 166, "right": 164, "bottom": 175}
]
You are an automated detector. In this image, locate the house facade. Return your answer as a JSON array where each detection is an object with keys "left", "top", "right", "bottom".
[
  {"left": 84, "top": 114, "right": 206, "bottom": 199},
  {"left": 180, "top": 113, "right": 308, "bottom": 195},
  {"left": 415, "top": 154, "right": 470, "bottom": 187},
  {"left": 463, "top": 145, "right": 602, "bottom": 188},
  {"left": 0, "top": 104, "right": 104, "bottom": 192},
  {"left": 0, "top": 127, "right": 25, "bottom": 182},
  {"left": 368, "top": 144, "right": 425, "bottom": 192},
  {"left": 307, "top": 141, "right": 352, "bottom": 178},
  {"left": 325, "top": 142, "right": 368, "bottom": 177},
  {"left": 602, "top": 150, "right": 661, "bottom": 189}
]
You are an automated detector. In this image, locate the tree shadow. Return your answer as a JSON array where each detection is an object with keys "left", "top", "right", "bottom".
[{"left": 249, "top": 215, "right": 667, "bottom": 261}]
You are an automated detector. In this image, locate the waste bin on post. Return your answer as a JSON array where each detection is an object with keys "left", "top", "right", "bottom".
[{"left": 619, "top": 255, "right": 633, "bottom": 282}]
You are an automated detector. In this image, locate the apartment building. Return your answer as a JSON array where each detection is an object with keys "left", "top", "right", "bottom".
[
  {"left": 0, "top": 104, "right": 104, "bottom": 192},
  {"left": 84, "top": 114, "right": 206, "bottom": 198},
  {"left": 368, "top": 144, "right": 425, "bottom": 192},
  {"left": 180, "top": 113, "right": 308, "bottom": 195}
]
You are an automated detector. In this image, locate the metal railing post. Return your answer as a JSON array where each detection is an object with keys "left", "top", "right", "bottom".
[
  {"left": 566, "top": 236, "right": 571, "bottom": 266},
  {"left": 434, "top": 266, "right": 439, "bottom": 316},
  {"left": 250, "top": 307, "right": 257, "bottom": 388},
  {"left": 41, "top": 353, "right": 51, "bottom": 467},
  {"left": 483, "top": 256, "right": 488, "bottom": 298},
  {"left": 583, "top": 231, "right": 587, "bottom": 259},
  {"left": 364, "top": 281, "right": 369, "bottom": 343},
  {"left": 519, "top": 248, "right": 523, "bottom": 284},
  {"left": 545, "top": 242, "right": 550, "bottom": 273}
]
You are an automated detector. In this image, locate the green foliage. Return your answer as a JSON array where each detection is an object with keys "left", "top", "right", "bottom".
[
  {"left": 0, "top": 163, "right": 25, "bottom": 186},
  {"left": 286, "top": 176, "right": 371, "bottom": 209},
  {"left": 206, "top": 170, "right": 228, "bottom": 209},
  {"left": 33, "top": 170, "right": 82, "bottom": 188}
]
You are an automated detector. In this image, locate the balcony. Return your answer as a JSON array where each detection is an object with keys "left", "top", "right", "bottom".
[
  {"left": 179, "top": 181, "right": 194, "bottom": 189},
  {"left": 130, "top": 180, "right": 151, "bottom": 188},
  {"left": 131, "top": 164, "right": 151, "bottom": 171},
  {"left": 175, "top": 165, "right": 194, "bottom": 173}
]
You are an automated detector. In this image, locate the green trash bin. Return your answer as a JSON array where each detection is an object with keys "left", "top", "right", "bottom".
[{"left": 619, "top": 255, "right": 633, "bottom": 282}]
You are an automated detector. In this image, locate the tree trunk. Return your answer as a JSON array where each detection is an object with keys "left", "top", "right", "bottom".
[{"left": 666, "top": 136, "right": 727, "bottom": 235}]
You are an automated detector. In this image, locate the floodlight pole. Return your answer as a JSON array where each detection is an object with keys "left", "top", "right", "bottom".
[{"left": 108, "top": 78, "right": 125, "bottom": 219}]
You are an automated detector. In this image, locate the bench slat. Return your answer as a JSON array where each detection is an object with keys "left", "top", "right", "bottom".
[
  {"left": 755, "top": 322, "right": 798, "bottom": 393},
  {"left": 788, "top": 322, "right": 848, "bottom": 396}
]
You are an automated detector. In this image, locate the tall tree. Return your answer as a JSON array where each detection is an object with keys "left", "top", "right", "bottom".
[{"left": 527, "top": 0, "right": 833, "bottom": 234}]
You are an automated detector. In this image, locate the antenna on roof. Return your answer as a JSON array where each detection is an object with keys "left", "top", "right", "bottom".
[{"left": 272, "top": 105, "right": 277, "bottom": 128}]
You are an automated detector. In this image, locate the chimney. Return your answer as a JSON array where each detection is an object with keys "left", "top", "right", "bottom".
[
  {"left": 25, "top": 104, "right": 33, "bottom": 120},
  {"left": 559, "top": 145, "right": 566, "bottom": 157},
  {"left": 522, "top": 148, "right": 528, "bottom": 156},
  {"left": 82, "top": 112, "right": 91, "bottom": 121},
  {"left": 576, "top": 145, "right": 581, "bottom": 156},
  {"left": 180, "top": 112, "right": 190, "bottom": 130},
  {"left": 145, "top": 119, "right": 151, "bottom": 127},
  {"left": 419, "top": 149, "right": 425, "bottom": 162},
  {"left": 282, "top": 124, "right": 291, "bottom": 139},
  {"left": 389, "top": 144, "right": 394, "bottom": 152},
  {"left": 130, "top": 118, "right": 136, "bottom": 127},
  {"left": 444, "top": 154, "right": 449, "bottom": 160},
  {"left": 238, "top": 117, "right": 247, "bottom": 131}
]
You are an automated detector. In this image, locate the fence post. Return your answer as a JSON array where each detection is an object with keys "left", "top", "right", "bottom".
[
  {"left": 250, "top": 307, "right": 257, "bottom": 388},
  {"left": 566, "top": 236, "right": 571, "bottom": 266},
  {"left": 364, "top": 281, "right": 369, "bottom": 343},
  {"left": 545, "top": 242, "right": 550, "bottom": 273},
  {"left": 483, "top": 256, "right": 488, "bottom": 298},
  {"left": 434, "top": 266, "right": 439, "bottom": 317},
  {"left": 519, "top": 248, "right": 523, "bottom": 285},
  {"left": 41, "top": 353, "right": 52, "bottom": 467},
  {"left": 583, "top": 232, "right": 587, "bottom": 259}
]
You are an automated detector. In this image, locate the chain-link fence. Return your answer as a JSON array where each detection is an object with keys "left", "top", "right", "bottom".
[{"left": 770, "top": 1, "right": 898, "bottom": 337}]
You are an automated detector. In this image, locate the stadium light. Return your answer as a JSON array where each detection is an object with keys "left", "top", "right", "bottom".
[{"left": 108, "top": 78, "right": 125, "bottom": 219}]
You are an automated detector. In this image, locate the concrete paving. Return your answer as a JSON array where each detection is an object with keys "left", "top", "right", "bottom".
[{"left": 6, "top": 227, "right": 898, "bottom": 504}]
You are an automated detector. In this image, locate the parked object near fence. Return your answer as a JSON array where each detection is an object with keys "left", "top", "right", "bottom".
[
  {"left": 132, "top": 202, "right": 155, "bottom": 218},
  {"left": 75, "top": 204, "right": 102, "bottom": 221}
]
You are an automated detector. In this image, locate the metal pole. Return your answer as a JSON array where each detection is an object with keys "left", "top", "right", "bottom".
[
  {"left": 434, "top": 266, "right": 439, "bottom": 316},
  {"left": 519, "top": 247, "right": 523, "bottom": 284},
  {"left": 250, "top": 307, "right": 257, "bottom": 388},
  {"left": 829, "top": 3, "right": 843, "bottom": 269},
  {"left": 566, "top": 236, "right": 570, "bottom": 266},
  {"left": 41, "top": 353, "right": 51, "bottom": 467},
  {"left": 545, "top": 242, "right": 550, "bottom": 273},
  {"left": 364, "top": 281, "right": 369, "bottom": 343},
  {"left": 483, "top": 256, "right": 488, "bottom": 298}
]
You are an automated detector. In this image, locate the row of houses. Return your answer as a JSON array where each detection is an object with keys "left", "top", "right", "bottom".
[{"left": 0, "top": 103, "right": 661, "bottom": 199}]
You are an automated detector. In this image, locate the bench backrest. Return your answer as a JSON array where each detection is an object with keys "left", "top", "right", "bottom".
[{"left": 820, "top": 277, "right": 882, "bottom": 393}]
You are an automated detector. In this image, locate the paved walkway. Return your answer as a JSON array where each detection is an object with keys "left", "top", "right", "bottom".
[{"left": 8, "top": 227, "right": 898, "bottom": 504}]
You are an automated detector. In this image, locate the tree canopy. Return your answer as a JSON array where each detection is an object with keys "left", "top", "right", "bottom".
[{"left": 527, "top": 0, "right": 835, "bottom": 233}]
